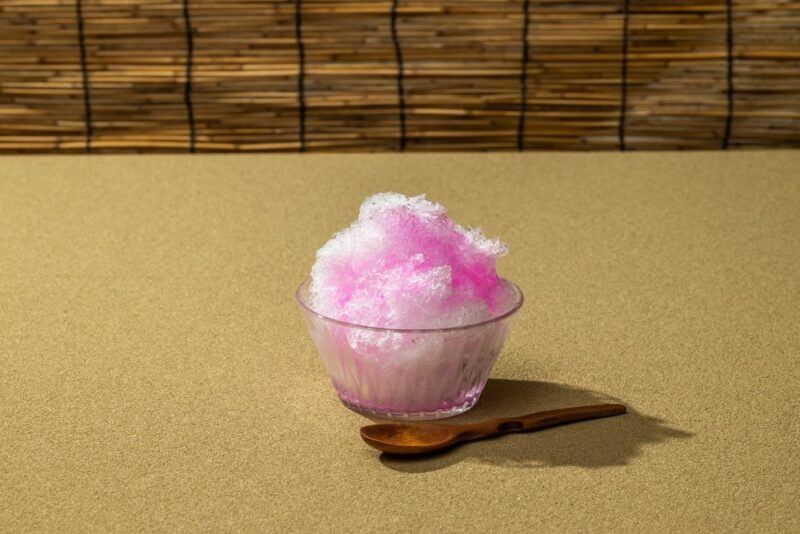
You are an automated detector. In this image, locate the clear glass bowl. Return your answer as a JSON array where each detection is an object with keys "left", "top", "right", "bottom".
[{"left": 295, "top": 279, "right": 524, "bottom": 420}]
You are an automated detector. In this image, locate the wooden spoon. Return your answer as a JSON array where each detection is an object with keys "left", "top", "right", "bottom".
[{"left": 360, "top": 403, "right": 627, "bottom": 455}]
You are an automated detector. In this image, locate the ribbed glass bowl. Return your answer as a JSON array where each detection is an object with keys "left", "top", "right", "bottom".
[{"left": 295, "top": 279, "right": 523, "bottom": 420}]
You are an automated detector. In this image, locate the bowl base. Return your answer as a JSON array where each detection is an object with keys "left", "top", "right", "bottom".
[{"left": 339, "top": 395, "right": 480, "bottom": 421}]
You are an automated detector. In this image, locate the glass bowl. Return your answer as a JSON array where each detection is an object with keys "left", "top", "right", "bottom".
[{"left": 295, "top": 279, "right": 524, "bottom": 420}]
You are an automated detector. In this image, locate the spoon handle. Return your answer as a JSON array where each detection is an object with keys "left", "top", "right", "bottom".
[{"left": 467, "top": 403, "right": 627, "bottom": 438}]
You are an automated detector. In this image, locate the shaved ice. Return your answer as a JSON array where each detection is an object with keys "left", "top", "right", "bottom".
[{"left": 309, "top": 193, "right": 514, "bottom": 330}]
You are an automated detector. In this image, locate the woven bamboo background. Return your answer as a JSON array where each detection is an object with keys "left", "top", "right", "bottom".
[{"left": 0, "top": 0, "right": 798, "bottom": 153}]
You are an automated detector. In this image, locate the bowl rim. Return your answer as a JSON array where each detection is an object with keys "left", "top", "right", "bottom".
[{"left": 295, "top": 278, "right": 524, "bottom": 334}]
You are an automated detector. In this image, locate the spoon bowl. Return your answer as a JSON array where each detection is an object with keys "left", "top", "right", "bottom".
[{"left": 360, "top": 423, "right": 460, "bottom": 454}]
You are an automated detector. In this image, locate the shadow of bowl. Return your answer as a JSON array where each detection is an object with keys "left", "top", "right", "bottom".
[{"left": 378, "top": 378, "right": 693, "bottom": 473}]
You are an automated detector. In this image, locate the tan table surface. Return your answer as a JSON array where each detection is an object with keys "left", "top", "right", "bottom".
[{"left": 1, "top": 152, "right": 799, "bottom": 532}]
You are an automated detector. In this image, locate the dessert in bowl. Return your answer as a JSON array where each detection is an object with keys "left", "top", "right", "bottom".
[{"left": 296, "top": 193, "right": 523, "bottom": 420}]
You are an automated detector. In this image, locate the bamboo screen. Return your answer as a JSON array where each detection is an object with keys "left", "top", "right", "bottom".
[{"left": 1, "top": 0, "right": 798, "bottom": 153}]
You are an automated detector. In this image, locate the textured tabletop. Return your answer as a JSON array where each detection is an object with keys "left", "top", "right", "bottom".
[{"left": 1, "top": 152, "right": 798, "bottom": 532}]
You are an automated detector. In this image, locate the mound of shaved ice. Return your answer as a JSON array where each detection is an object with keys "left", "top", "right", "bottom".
[{"left": 309, "top": 193, "right": 514, "bottom": 330}]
